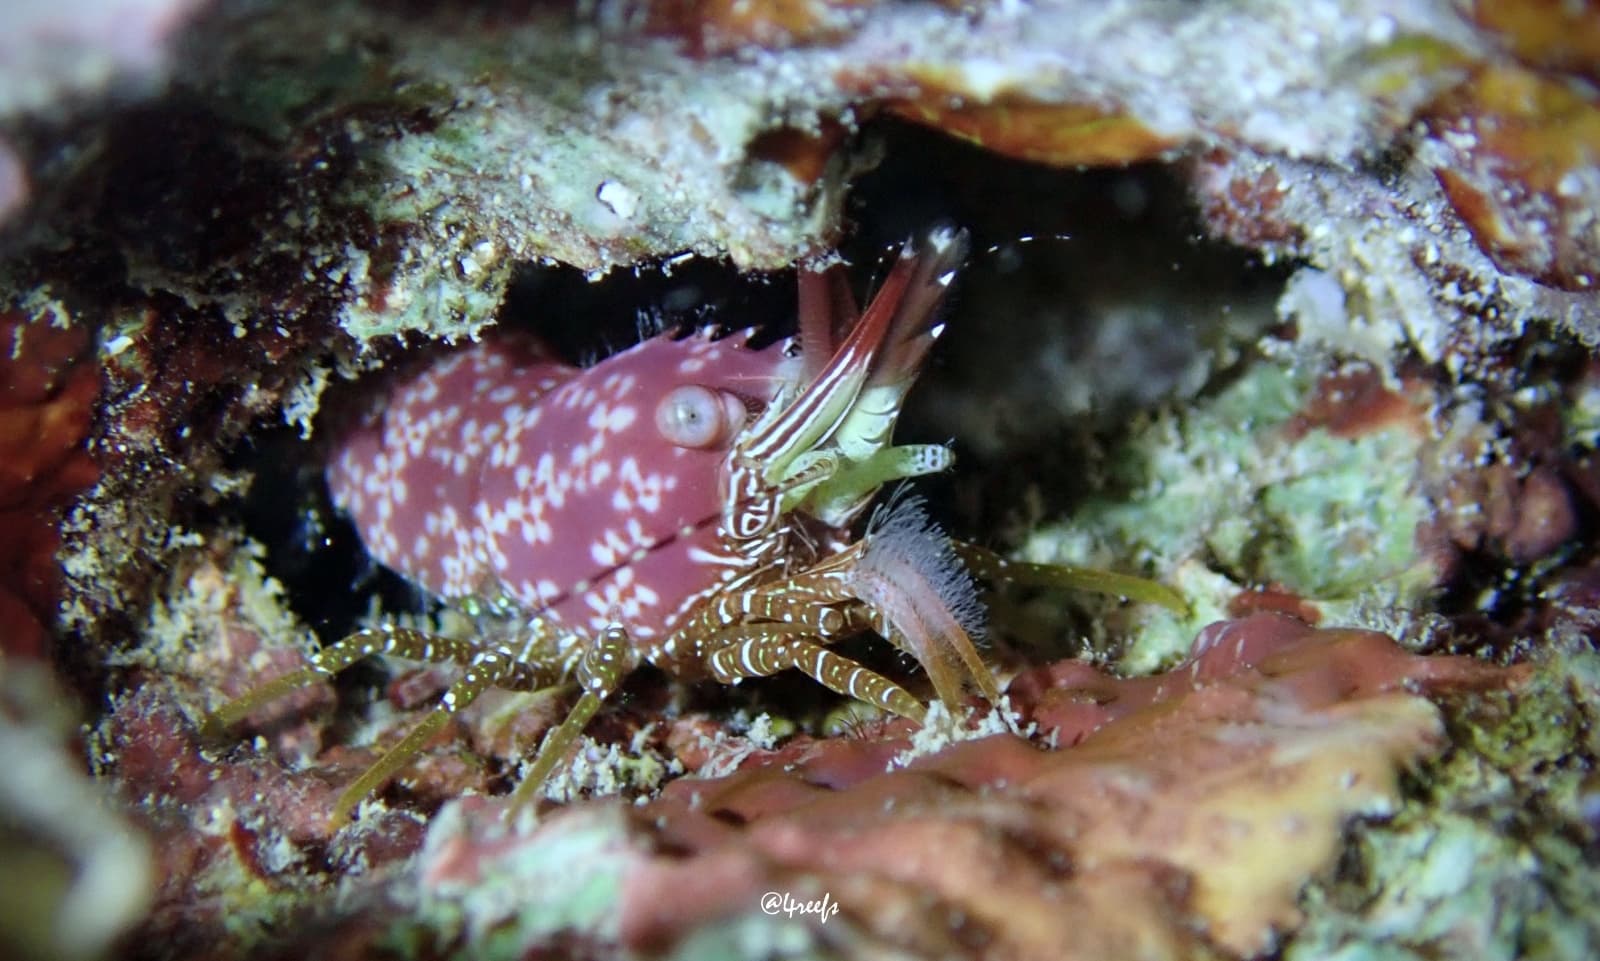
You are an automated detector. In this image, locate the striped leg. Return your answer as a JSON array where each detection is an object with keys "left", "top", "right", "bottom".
[
  {"left": 203, "top": 626, "right": 557, "bottom": 736},
  {"left": 693, "top": 587, "right": 850, "bottom": 638},
  {"left": 705, "top": 625, "right": 926, "bottom": 722},
  {"left": 328, "top": 642, "right": 540, "bottom": 824},
  {"left": 506, "top": 626, "right": 637, "bottom": 814},
  {"left": 681, "top": 563, "right": 877, "bottom": 641},
  {"left": 204, "top": 625, "right": 573, "bottom": 825},
  {"left": 207, "top": 627, "right": 463, "bottom": 735}
]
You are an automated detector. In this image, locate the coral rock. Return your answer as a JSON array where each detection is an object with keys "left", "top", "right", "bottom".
[
  {"left": 1426, "top": 65, "right": 1600, "bottom": 291},
  {"left": 409, "top": 614, "right": 1514, "bottom": 961}
]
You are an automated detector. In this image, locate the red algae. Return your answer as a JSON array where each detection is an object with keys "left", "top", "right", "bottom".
[
  {"left": 0, "top": 311, "right": 98, "bottom": 659},
  {"left": 1284, "top": 366, "right": 1430, "bottom": 442},
  {"left": 1226, "top": 585, "right": 1323, "bottom": 625}
]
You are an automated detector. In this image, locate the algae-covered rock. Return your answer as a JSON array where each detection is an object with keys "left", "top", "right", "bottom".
[
  {"left": 1022, "top": 355, "right": 1449, "bottom": 670},
  {"left": 1288, "top": 646, "right": 1600, "bottom": 961}
]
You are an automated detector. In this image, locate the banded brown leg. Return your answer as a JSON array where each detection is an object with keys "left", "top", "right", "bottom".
[
  {"left": 705, "top": 624, "right": 926, "bottom": 722},
  {"left": 328, "top": 641, "right": 556, "bottom": 824},
  {"left": 695, "top": 584, "right": 851, "bottom": 638},
  {"left": 205, "top": 625, "right": 565, "bottom": 825},
  {"left": 203, "top": 626, "right": 501, "bottom": 736},
  {"left": 506, "top": 626, "right": 637, "bottom": 814}
]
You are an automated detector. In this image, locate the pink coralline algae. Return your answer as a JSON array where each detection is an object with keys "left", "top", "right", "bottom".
[{"left": 326, "top": 328, "right": 795, "bottom": 638}]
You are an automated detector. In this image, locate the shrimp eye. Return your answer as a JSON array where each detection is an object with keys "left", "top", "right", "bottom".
[{"left": 655, "top": 385, "right": 746, "bottom": 450}]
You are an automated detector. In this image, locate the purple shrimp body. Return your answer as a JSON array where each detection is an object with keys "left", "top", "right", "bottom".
[{"left": 327, "top": 328, "right": 799, "bottom": 639}]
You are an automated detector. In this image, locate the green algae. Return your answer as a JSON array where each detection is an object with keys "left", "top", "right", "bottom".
[
  {"left": 1022, "top": 356, "right": 1439, "bottom": 669},
  {"left": 660, "top": 913, "right": 836, "bottom": 961},
  {"left": 401, "top": 805, "right": 632, "bottom": 958}
]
